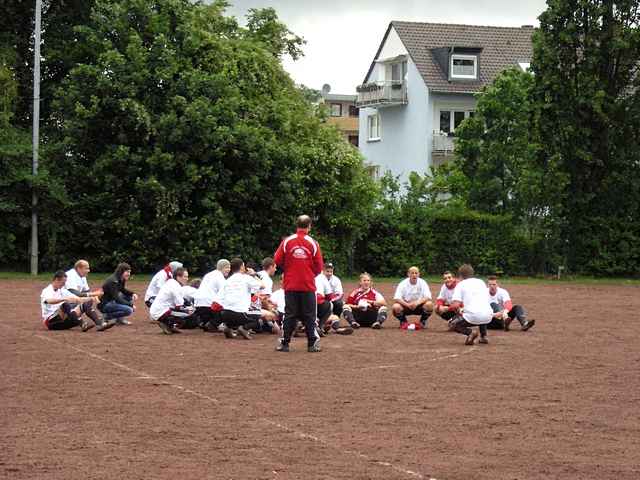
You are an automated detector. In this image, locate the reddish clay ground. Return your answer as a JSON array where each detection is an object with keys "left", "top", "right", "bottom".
[{"left": 2, "top": 279, "right": 639, "bottom": 480}]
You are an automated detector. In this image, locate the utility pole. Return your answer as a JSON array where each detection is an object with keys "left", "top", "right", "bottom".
[{"left": 31, "top": 0, "right": 42, "bottom": 275}]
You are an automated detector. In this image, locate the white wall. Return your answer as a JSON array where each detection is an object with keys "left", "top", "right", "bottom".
[{"left": 366, "top": 26, "right": 409, "bottom": 83}]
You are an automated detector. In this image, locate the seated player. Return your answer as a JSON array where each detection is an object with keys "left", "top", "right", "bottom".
[
  {"left": 322, "top": 263, "right": 344, "bottom": 316},
  {"left": 193, "top": 259, "right": 230, "bottom": 332},
  {"left": 342, "top": 273, "right": 388, "bottom": 329},
  {"left": 249, "top": 257, "right": 280, "bottom": 335},
  {"left": 315, "top": 272, "right": 352, "bottom": 335},
  {"left": 40, "top": 270, "right": 102, "bottom": 332},
  {"left": 144, "top": 261, "right": 183, "bottom": 307},
  {"left": 219, "top": 258, "right": 264, "bottom": 340},
  {"left": 65, "top": 259, "right": 115, "bottom": 331},
  {"left": 448, "top": 264, "right": 493, "bottom": 345},
  {"left": 435, "top": 270, "right": 458, "bottom": 327},
  {"left": 150, "top": 267, "right": 195, "bottom": 335},
  {"left": 99, "top": 263, "right": 138, "bottom": 325},
  {"left": 487, "top": 276, "right": 535, "bottom": 331},
  {"left": 392, "top": 266, "right": 433, "bottom": 328}
]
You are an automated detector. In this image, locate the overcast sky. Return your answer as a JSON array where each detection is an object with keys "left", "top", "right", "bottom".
[{"left": 222, "top": 0, "right": 548, "bottom": 94}]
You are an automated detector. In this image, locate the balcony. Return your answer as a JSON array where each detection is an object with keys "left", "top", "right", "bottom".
[
  {"left": 356, "top": 81, "right": 407, "bottom": 108},
  {"left": 432, "top": 131, "right": 456, "bottom": 154}
]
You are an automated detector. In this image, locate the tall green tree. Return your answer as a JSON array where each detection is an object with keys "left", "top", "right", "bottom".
[
  {"left": 46, "top": 0, "right": 376, "bottom": 272},
  {"left": 533, "top": 0, "right": 640, "bottom": 274}
]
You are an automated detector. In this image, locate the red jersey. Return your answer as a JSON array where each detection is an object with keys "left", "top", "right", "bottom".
[
  {"left": 346, "top": 287, "right": 384, "bottom": 305},
  {"left": 274, "top": 229, "right": 324, "bottom": 292}
]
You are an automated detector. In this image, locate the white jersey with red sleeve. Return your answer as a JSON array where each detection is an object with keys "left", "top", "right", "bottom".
[
  {"left": 326, "top": 274, "right": 343, "bottom": 301},
  {"left": 487, "top": 286, "right": 513, "bottom": 311},
  {"left": 315, "top": 274, "right": 332, "bottom": 303},
  {"left": 149, "top": 278, "right": 185, "bottom": 321},
  {"left": 436, "top": 282, "right": 457, "bottom": 307}
]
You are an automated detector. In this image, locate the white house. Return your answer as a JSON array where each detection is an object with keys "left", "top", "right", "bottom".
[{"left": 357, "top": 21, "right": 534, "bottom": 182}]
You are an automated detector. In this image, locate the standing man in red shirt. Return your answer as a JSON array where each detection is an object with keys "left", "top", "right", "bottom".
[{"left": 274, "top": 215, "right": 324, "bottom": 352}]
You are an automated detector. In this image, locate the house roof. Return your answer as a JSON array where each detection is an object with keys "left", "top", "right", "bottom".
[
  {"left": 366, "top": 21, "right": 534, "bottom": 94},
  {"left": 322, "top": 93, "right": 357, "bottom": 102}
]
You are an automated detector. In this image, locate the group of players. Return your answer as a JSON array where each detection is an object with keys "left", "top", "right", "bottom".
[{"left": 39, "top": 215, "right": 535, "bottom": 350}]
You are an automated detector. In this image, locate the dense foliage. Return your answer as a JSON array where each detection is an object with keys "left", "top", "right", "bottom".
[{"left": 1, "top": 0, "right": 376, "bottom": 273}]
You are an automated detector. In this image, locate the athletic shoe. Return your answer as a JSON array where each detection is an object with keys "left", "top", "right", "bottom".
[
  {"left": 237, "top": 326, "right": 252, "bottom": 340},
  {"left": 307, "top": 339, "right": 321, "bottom": 352},
  {"left": 522, "top": 319, "right": 536, "bottom": 331},
  {"left": 479, "top": 336, "right": 489, "bottom": 344},
  {"left": 158, "top": 320, "right": 173, "bottom": 335},
  {"left": 217, "top": 322, "right": 227, "bottom": 333},
  {"left": 465, "top": 330, "right": 479, "bottom": 345},
  {"left": 504, "top": 316, "right": 513, "bottom": 331},
  {"left": 351, "top": 321, "right": 360, "bottom": 329},
  {"left": 96, "top": 319, "right": 117, "bottom": 332},
  {"left": 116, "top": 318, "right": 131, "bottom": 325},
  {"left": 336, "top": 326, "right": 353, "bottom": 335},
  {"left": 169, "top": 323, "right": 182, "bottom": 334},
  {"left": 81, "top": 319, "right": 94, "bottom": 332},
  {"left": 223, "top": 326, "right": 236, "bottom": 339},
  {"left": 276, "top": 338, "right": 289, "bottom": 352},
  {"left": 371, "top": 321, "right": 382, "bottom": 330}
]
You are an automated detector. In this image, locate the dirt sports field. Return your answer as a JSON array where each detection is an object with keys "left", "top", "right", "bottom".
[{"left": 2, "top": 279, "right": 639, "bottom": 480}]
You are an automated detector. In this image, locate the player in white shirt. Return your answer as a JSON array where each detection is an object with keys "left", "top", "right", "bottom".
[
  {"left": 435, "top": 270, "right": 458, "bottom": 327},
  {"left": 487, "top": 276, "right": 535, "bottom": 331},
  {"left": 448, "top": 264, "right": 493, "bottom": 345},
  {"left": 193, "top": 259, "right": 230, "bottom": 332},
  {"left": 256, "top": 257, "right": 276, "bottom": 295},
  {"left": 392, "top": 266, "right": 434, "bottom": 328},
  {"left": 219, "top": 258, "right": 264, "bottom": 340},
  {"left": 322, "top": 263, "right": 344, "bottom": 316},
  {"left": 144, "top": 261, "right": 183, "bottom": 307},
  {"left": 251, "top": 257, "right": 280, "bottom": 334},
  {"left": 40, "top": 270, "right": 104, "bottom": 331},
  {"left": 151, "top": 267, "right": 195, "bottom": 334},
  {"left": 64, "top": 259, "right": 115, "bottom": 331}
]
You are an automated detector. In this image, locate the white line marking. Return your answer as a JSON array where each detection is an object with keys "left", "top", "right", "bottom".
[
  {"left": 361, "top": 347, "right": 477, "bottom": 370},
  {"left": 33, "top": 333, "right": 442, "bottom": 480}
]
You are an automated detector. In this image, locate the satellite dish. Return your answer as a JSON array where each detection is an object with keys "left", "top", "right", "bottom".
[{"left": 321, "top": 83, "right": 331, "bottom": 95}]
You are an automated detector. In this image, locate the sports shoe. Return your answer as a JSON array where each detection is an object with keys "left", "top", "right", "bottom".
[
  {"left": 504, "top": 316, "right": 513, "bottom": 331},
  {"left": 116, "top": 318, "right": 131, "bottom": 326},
  {"left": 237, "top": 326, "right": 252, "bottom": 340},
  {"left": 276, "top": 338, "right": 289, "bottom": 352},
  {"left": 307, "top": 339, "right": 321, "bottom": 352},
  {"left": 217, "top": 322, "right": 227, "bottom": 333},
  {"left": 158, "top": 320, "right": 173, "bottom": 335},
  {"left": 97, "top": 319, "right": 117, "bottom": 332},
  {"left": 336, "top": 326, "right": 353, "bottom": 335},
  {"left": 81, "top": 319, "right": 94, "bottom": 332},
  {"left": 479, "top": 336, "right": 489, "bottom": 344},
  {"left": 223, "top": 326, "right": 236, "bottom": 339},
  {"left": 522, "top": 319, "right": 536, "bottom": 331},
  {"left": 465, "top": 330, "right": 479, "bottom": 345},
  {"left": 371, "top": 321, "right": 382, "bottom": 330},
  {"left": 169, "top": 323, "right": 182, "bottom": 334},
  {"left": 351, "top": 321, "right": 360, "bottom": 329}
]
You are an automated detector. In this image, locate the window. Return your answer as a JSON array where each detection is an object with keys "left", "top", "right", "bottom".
[
  {"left": 450, "top": 54, "right": 477, "bottom": 79},
  {"left": 439, "top": 109, "right": 475, "bottom": 135},
  {"left": 330, "top": 103, "right": 342, "bottom": 117},
  {"left": 368, "top": 114, "right": 381, "bottom": 141},
  {"left": 348, "top": 105, "right": 359, "bottom": 117},
  {"left": 391, "top": 61, "right": 407, "bottom": 82}
]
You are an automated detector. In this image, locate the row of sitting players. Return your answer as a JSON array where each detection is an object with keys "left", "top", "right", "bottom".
[{"left": 142, "top": 257, "right": 535, "bottom": 342}]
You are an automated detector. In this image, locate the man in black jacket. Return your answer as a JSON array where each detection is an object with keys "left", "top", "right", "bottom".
[{"left": 99, "top": 263, "right": 138, "bottom": 325}]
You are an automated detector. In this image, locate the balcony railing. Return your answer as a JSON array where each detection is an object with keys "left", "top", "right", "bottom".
[
  {"left": 356, "top": 80, "right": 407, "bottom": 108},
  {"left": 432, "top": 131, "right": 456, "bottom": 154}
]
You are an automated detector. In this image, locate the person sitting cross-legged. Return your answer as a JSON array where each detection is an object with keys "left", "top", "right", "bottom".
[
  {"left": 486, "top": 276, "right": 535, "bottom": 331},
  {"left": 342, "top": 273, "right": 388, "bottom": 329},
  {"left": 41, "top": 270, "right": 102, "bottom": 332},
  {"left": 219, "top": 257, "right": 264, "bottom": 340},
  {"left": 392, "top": 266, "right": 433, "bottom": 328},
  {"left": 150, "top": 267, "right": 196, "bottom": 335},
  {"left": 65, "top": 259, "right": 115, "bottom": 331},
  {"left": 98, "top": 263, "right": 138, "bottom": 326}
]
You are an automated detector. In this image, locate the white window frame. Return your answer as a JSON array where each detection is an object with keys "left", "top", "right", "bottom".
[
  {"left": 438, "top": 109, "right": 475, "bottom": 135},
  {"left": 330, "top": 103, "right": 342, "bottom": 117},
  {"left": 367, "top": 113, "right": 381, "bottom": 141},
  {"left": 450, "top": 54, "right": 478, "bottom": 79}
]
